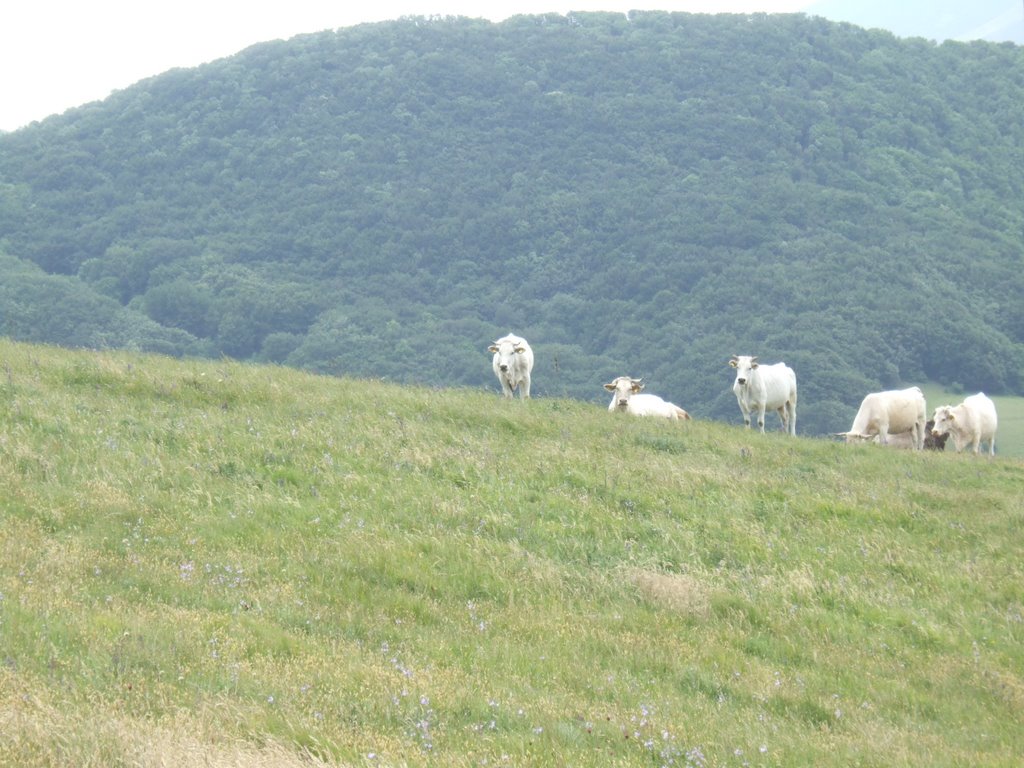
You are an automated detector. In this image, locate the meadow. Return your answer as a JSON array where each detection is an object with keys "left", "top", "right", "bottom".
[{"left": 1, "top": 338, "right": 1022, "bottom": 767}]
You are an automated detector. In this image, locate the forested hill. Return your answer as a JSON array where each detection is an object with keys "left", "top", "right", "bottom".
[{"left": 1, "top": 11, "right": 1023, "bottom": 434}]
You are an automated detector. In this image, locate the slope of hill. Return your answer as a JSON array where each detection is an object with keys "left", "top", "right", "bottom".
[
  {"left": 1, "top": 12, "right": 1023, "bottom": 437},
  {"left": 1, "top": 338, "right": 1022, "bottom": 765}
]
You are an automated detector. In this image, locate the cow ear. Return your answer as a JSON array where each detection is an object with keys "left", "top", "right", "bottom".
[
  {"left": 488, "top": 345, "right": 498, "bottom": 353},
  {"left": 514, "top": 346, "right": 526, "bottom": 354},
  {"left": 632, "top": 381, "right": 645, "bottom": 393},
  {"left": 604, "top": 382, "right": 616, "bottom": 391},
  {"left": 750, "top": 357, "right": 759, "bottom": 367},
  {"left": 729, "top": 358, "right": 738, "bottom": 367}
]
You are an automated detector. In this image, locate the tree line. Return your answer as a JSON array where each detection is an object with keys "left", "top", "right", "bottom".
[{"left": 1, "top": 11, "right": 1022, "bottom": 434}]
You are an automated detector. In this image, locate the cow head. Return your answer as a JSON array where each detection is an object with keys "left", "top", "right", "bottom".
[
  {"left": 833, "top": 431, "right": 872, "bottom": 443},
  {"left": 489, "top": 339, "right": 527, "bottom": 373},
  {"left": 930, "top": 406, "right": 955, "bottom": 437},
  {"left": 604, "top": 376, "right": 644, "bottom": 409},
  {"left": 729, "top": 355, "right": 759, "bottom": 386}
]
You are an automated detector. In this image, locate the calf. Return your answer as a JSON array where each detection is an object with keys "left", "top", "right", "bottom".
[{"left": 873, "top": 420, "right": 946, "bottom": 450}]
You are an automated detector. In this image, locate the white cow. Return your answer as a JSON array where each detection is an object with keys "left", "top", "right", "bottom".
[
  {"left": 838, "top": 386, "right": 927, "bottom": 449},
  {"left": 488, "top": 333, "right": 534, "bottom": 399},
  {"left": 930, "top": 393, "right": 998, "bottom": 455},
  {"left": 729, "top": 355, "right": 797, "bottom": 434},
  {"left": 604, "top": 377, "right": 691, "bottom": 420}
]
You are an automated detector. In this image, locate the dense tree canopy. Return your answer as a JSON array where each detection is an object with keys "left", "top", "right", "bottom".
[{"left": 1, "top": 11, "right": 1022, "bottom": 433}]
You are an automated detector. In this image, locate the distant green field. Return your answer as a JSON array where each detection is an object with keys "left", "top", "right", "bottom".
[{"left": 920, "top": 384, "right": 1024, "bottom": 457}]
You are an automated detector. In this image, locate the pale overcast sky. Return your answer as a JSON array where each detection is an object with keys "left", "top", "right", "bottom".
[{"left": 1, "top": 1, "right": 811, "bottom": 132}]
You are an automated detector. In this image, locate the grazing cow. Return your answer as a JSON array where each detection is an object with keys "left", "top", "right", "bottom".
[
  {"left": 604, "top": 377, "right": 691, "bottom": 421},
  {"left": 837, "top": 387, "right": 927, "bottom": 449},
  {"left": 488, "top": 333, "right": 534, "bottom": 399},
  {"left": 873, "top": 420, "right": 947, "bottom": 450},
  {"left": 729, "top": 355, "right": 797, "bottom": 434},
  {"left": 930, "top": 393, "right": 998, "bottom": 455}
]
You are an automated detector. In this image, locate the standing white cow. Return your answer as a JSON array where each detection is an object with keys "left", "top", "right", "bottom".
[
  {"left": 488, "top": 333, "right": 534, "bottom": 399},
  {"left": 930, "top": 392, "right": 998, "bottom": 455},
  {"left": 604, "top": 377, "right": 691, "bottom": 421},
  {"left": 837, "top": 386, "right": 927, "bottom": 449},
  {"left": 729, "top": 355, "right": 797, "bottom": 434}
]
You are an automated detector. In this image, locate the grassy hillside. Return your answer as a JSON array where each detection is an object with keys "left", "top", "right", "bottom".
[{"left": 1, "top": 338, "right": 1022, "bottom": 767}]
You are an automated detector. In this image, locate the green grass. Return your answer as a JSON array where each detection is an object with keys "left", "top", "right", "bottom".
[
  {"left": 920, "top": 383, "right": 1024, "bottom": 457},
  {"left": 1, "top": 338, "right": 1023, "bottom": 767}
]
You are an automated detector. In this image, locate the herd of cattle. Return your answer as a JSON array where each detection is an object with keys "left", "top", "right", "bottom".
[{"left": 489, "top": 333, "right": 999, "bottom": 455}]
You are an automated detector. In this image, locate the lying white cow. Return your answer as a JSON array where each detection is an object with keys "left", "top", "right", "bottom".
[
  {"left": 604, "top": 377, "right": 691, "bottom": 421},
  {"left": 872, "top": 420, "right": 947, "bottom": 451},
  {"left": 930, "top": 393, "right": 998, "bottom": 455},
  {"left": 488, "top": 333, "right": 534, "bottom": 399},
  {"left": 838, "top": 386, "right": 927, "bottom": 449},
  {"left": 729, "top": 355, "right": 797, "bottom": 434}
]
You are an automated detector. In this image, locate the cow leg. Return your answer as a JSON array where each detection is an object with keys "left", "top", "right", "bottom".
[
  {"left": 519, "top": 375, "right": 531, "bottom": 399},
  {"left": 757, "top": 407, "right": 767, "bottom": 433},
  {"left": 739, "top": 404, "right": 752, "bottom": 429}
]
